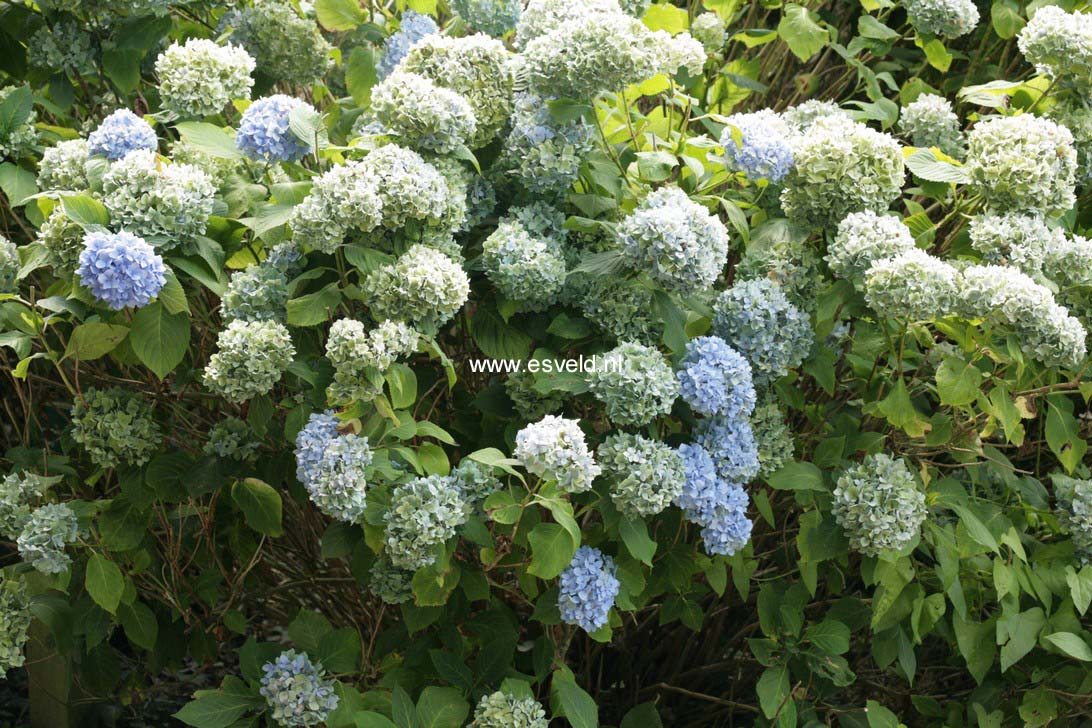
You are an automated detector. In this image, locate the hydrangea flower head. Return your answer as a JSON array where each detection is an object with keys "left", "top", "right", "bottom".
[
  {"left": 1018, "top": 6, "right": 1092, "bottom": 93},
  {"left": 377, "top": 10, "right": 440, "bottom": 79},
  {"left": 968, "top": 213, "right": 1066, "bottom": 275},
  {"left": 899, "top": 94, "right": 964, "bottom": 158},
  {"left": 473, "top": 691, "right": 549, "bottom": 728},
  {"left": 482, "top": 218, "right": 567, "bottom": 312},
  {"left": 752, "top": 398, "right": 794, "bottom": 479},
  {"left": 0, "top": 237, "right": 16, "bottom": 293},
  {"left": 155, "top": 39, "right": 255, "bottom": 117},
  {"left": 863, "top": 248, "right": 961, "bottom": 322},
  {"left": 219, "top": 1, "right": 332, "bottom": 86},
  {"left": 303, "top": 434, "right": 372, "bottom": 523},
  {"left": 71, "top": 387, "right": 161, "bottom": 468},
  {"left": 451, "top": 0, "right": 522, "bottom": 37},
  {"left": 712, "top": 278, "right": 813, "bottom": 384},
  {"left": 203, "top": 320, "right": 296, "bottom": 403},
  {"left": 77, "top": 231, "right": 166, "bottom": 310},
  {"left": 827, "top": 211, "right": 916, "bottom": 283},
  {"left": 694, "top": 415, "right": 760, "bottom": 483},
  {"left": 368, "top": 556, "right": 414, "bottom": 604},
  {"left": 295, "top": 411, "right": 341, "bottom": 485},
  {"left": 0, "top": 472, "right": 52, "bottom": 540},
  {"left": 559, "top": 546, "right": 620, "bottom": 632},
  {"left": 496, "top": 92, "right": 595, "bottom": 198},
  {"left": 0, "top": 573, "right": 31, "bottom": 674},
  {"left": 384, "top": 474, "right": 471, "bottom": 570},
  {"left": 221, "top": 263, "right": 289, "bottom": 324},
  {"left": 780, "top": 116, "right": 904, "bottom": 230},
  {"left": 677, "top": 336, "right": 756, "bottom": 418},
  {"left": 597, "top": 433, "right": 685, "bottom": 519},
  {"left": 505, "top": 371, "right": 566, "bottom": 421},
  {"left": 326, "top": 319, "right": 419, "bottom": 404},
  {"left": 832, "top": 454, "right": 926, "bottom": 556},
  {"left": 618, "top": 186, "right": 729, "bottom": 295},
  {"left": 516, "top": 0, "right": 622, "bottom": 47},
  {"left": 1055, "top": 475, "right": 1092, "bottom": 565},
  {"left": 372, "top": 72, "right": 478, "bottom": 154},
  {"left": 514, "top": 415, "right": 601, "bottom": 493},
  {"left": 87, "top": 109, "right": 157, "bottom": 160},
  {"left": 364, "top": 245, "right": 469, "bottom": 335},
  {"left": 17, "top": 503, "right": 79, "bottom": 574},
  {"left": 700, "top": 483, "right": 752, "bottom": 556},
  {"left": 587, "top": 342, "right": 678, "bottom": 426},
  {"left": 964, "top": 114, "right": 1078, "bottom": 217},
  {"left": 259, "top": 649, "right": 340, "bottom": 727},
  {"left": 691, "top": 12, "right": 726, "bottom": 52},
  {"left": 237, "top": 95, "right": 314, "bottom": 163},
  {"left": 904, "top": 0, "right": 979, "bottom": 38},
  {"left": 204, "top": 418, "right": 261, "bottom": 462},
  {"left": 720, "top": 109, "right": 795, "bottom": 183},
  {"left": 38, "top": 139, "right": 90, "bottom": 190}
]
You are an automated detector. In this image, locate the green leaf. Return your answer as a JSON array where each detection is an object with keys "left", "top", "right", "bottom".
[
  {"left": 129, "top": 302, "right": 190, "bottom": 379},
  {"left": 642, "top": 2, "right": 689, "bottom": 32},
  {"left": 416, "top": 686, "right": 469, "bottom": 728},
  {"left": 470, "top": 305, "right": 532, "bottom": 360},
  {"left": 174, "top": 122, "right": 242, "bottom": 160},
  {"left": 412, "top": 561, "right": 461, "bottom": 606},
  {"left": 353, "top": 714, "right": 399, "bottom": 728},
  {"left": 1043, "top": 632, "right": 1092, "bottom": 662},
  {"left": 387, "top": 363, "right": 418, "bottom": 409},
  {"left": 315, "top": 0, "right": 367, "bottom": 30},
  {"left": 288, "top": 103, "right": 326, "bottom": 151},
  {"left": 936, "top": 356, "right": 982, "bottom": 406},
  {"left": 158, "top": 272, "right": 189, "bottom": 314},
  {"left": 61, "top": 194, "right": 110, "bottom": 227},
  {"left": 633, "top": 151, "right": 677, "bottom": 182},
  {"left": 231, "top": 478, "right": 284, "bottom": 537},
  {"left": 877, "top": 379, "right": 931, "bottom": 438},
  {"left": 65, "top": 323, "right": 129, "bottom": 362},
  {"left": 756, "top": 665, "right": 790, "bottom": 718},
  {"left": 0, "top": 162, "right": 38, "bottom": 205},
  {"left": 619, "top": 517, "right": 657, "bottom": 565},
  {"left": 998, "top": 607, "right": 1045, "bottom": 672},
  {"left": 766, "top": 461, "right": 827, "bottom": 492},
  {"left": 102, "top": 48, "right": 143, "bottom": 93},
  {"left": 288, "top": 609, "right": 332, "bottom": 655},
  {"left": 287, "top": 283, "right": 341, "bottom": 327},
  {"left": 527, "top": 522, "right": 577, "bottom": 579},
  {"left": 118, "top": 601, "right": 158, "bottom": 651},
  {"left": 554, "top": 676, "right": 599, "bottom": 728},
  {"left": 173, "top": 690, "right": 262, "bottom": 728},
  {"left": 85, "top": 554, "right": 125, "bottom": 614},
  {"left": 0, "top": 86, "right": 32, "bottom": 136},
  {"left": 318, "top": 627, "right": 362, "bottom": 673},
  {"left": 346, "top": 47, "right": 378, "bottom": 106},
  {"left": 620, "top": 703, "right": 663, "bottom": 728},
  {"left": 905, "top": 148, "right": 968, "bottom": 183},
  {"left": 1065, "top": 565, "right": 1092, "bottom": 616},
  {"left": 865, "top": 700, "right": 901, "bottom": 728},
  {"left": 1046, "top": 396, "right": 1086, "bottom": 474},
  {"left": 417, "top": 442, "right": 449, "bottom": 476},
  {"left": 804, "top": 620, "right": 850, "bottom": 655},
  {"left": 990, "top": 0, "right": 1024, "bottom": 39},
  {"left": 777, "top": 4, "right": 829, "bottom": 61}
]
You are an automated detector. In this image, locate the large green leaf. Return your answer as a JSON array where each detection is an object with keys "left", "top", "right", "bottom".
[
  {"left": 777, "top": 4, "right": 829, "bottom": 61},
  {"left": 129, "top": 301, "right": 190, "bottom": 379},
  {"left": 85, "top": 554, "right": 125, "bottom": 615},
  {"left": 231, "top": 478, "right": 284, "bottom": 537}
]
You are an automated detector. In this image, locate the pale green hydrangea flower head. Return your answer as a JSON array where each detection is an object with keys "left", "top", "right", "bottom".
[
  {"left": 363, "top": 245, "right": 470, "bottom": 335},
  {"left": 384, "top": 474, "right": 471, "bottom": 570},
  {"left": 372, "top": 71, "right": 478, "bottom": 154},
  {"left": 832, "top": 453, "right": 926, "bottom": 556},
  {"left": 203, "top": 320, "right": 296, "bottom": 403},
  {"left": 472, "top": 691, "right": 548, "bottom": 728},
  {"left": 597, "top": 433, "right": 685, "bottom": 519},
  {"left": 0, "top": 572, "right": 31, "bottom": 674},
  {"left": 71, "top": 387, "right": 161, "bottom": 468},
  {"left": 863, "top": 248, "right": 961, "bottom": 322},
  {"left": 827, "top": 211, "right": 916, "bottom": 284},
  {"left": 37, "top": 139, "right": 90, "bottom": 192},
  {"left": 899, "top": 93, "right": 965, "bottom": 158},
  {"left": 587, "top": 341, "right": 678, "bottom": 426},
  {"left": 155, "top": 39, "right": 255, "bottom": 117}
]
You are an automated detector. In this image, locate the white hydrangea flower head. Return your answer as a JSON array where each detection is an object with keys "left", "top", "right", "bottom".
[
  {"left": 587, "top": 341, "right": 679, "bottom": 426},
  {"left": 514, "top": 415, "right": 601, "bottom": 493},
  {"left": 516, "top": 0, "right": 622, "bottom": 47},
  {"left": 325, "top": 318, "right": 419, "bottom": 404},
  {"left": 968, "top": 213, "right": 1066, "bottom": 275},
  {"left": 384, "top": 474, "right": 471, "bottom": 570},
  {"left": 482, "top": 218, "right": 567, "bottom": 312},
  {"left": 618, "top": 186, "right": 729, "bottom": 295},
  {"left": 964, "top": 114, "right": 1077, "bottom": 216},
  {"left": 904, "top": 0, "right": 979, "bottom": 38},
  {"left": 827, "top": 211, "right": 917, "bottom": 283},
  {"left": 363, "top": 245, "right": 470, "bottom": 334},
  {"left": 899, "top": 93, "right": 965, "bottom": 158},
  {"left": 782, "top": 99, "right": 853, "bottom": 132},
  {"left": 1018, "top": 6, "right": 1092, "bottom": 93},
  {"left": 290, "top": 161, "right": 382, "bottom": 253},
  {"left": 781, "top": 116, "right": 904, "bottom": 230},
  {"left": 155, "top": 39, "right": 255, "bottom": 117},
  {"left": 1054, "top": 475, "right": 1092, "bottom": 565},
  {"left": 691, "top": 12, "right": 726, "bottom": 52},
  {"left": 372, "top": 71, "right": 478, "bottom": 154},
  {"left": 863, "top": 248, "right": 961, "bottom": 322},
  {"left": 832, "top": 453, "right": 927, "bottom": 556},
  {"left": 37, "top": 139, "right": 90, "bottom": 191}
]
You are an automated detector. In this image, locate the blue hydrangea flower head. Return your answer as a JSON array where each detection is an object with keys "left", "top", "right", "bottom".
[
  {"left": 712, "top": 278, "right": 813, "bottom": 384},
  {"left": 259, "top": 649, "right": 340, "bottom": 727},
  {"left": 88, "top": 109, "right": 157, "bottom": 161},
  {"left": 17, "top": 503, "right": 79, "bottom": 575},
  {"left": 720, "top": 109, "right": 795, "bottom": 183},
  {"left": 558, "top": 546, "right": 620, "bottom": 633},
  {"left": 676, "top": 443, "right": 729, "bottom": 524},
  {"left": 377, "top": 10, "right": 440, "bottom": 79},
  {"left": 77, "top": 230, "right": 166, "bottom": 310},
  {"left": 237, "top": 94, "right": 314, "bottom": 163},
  {"left": 677, "top": 336, "right": 756, "bottom": 418},
  {"left": 294, "top": 411, "right": 340, "bottom": 485},
  {"left": 304, "top": 434, "right": 372, "bottom": 523},
  {"left": 694, "top": 415, "right": 760, "bottom": 483},
  {"left": 700, "top": 483, "right": 752, "bottom": 556}
]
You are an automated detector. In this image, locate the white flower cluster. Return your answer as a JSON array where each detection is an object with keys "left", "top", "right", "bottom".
[
  {"left": 827, "top": 211, "right": 917, "bottom": 283},
  {"left": 400, "top": 34, "right": 514, "bottom": 148},
  {"left": 864, "top": 248, "right": 961, "bottom": 322},
  {"left": 384, "top": 474, "right": 471, "bottom": 570},
  {"left": 903, "top": 0, "right": 979, "bottom": 39},
  {"left": 363, "top": 245, "right": 470, "bottom": 334},
  {"left": 691, "top": 12, "right": 726, "bottom": 52},
  {"left": 515, "top": 0, "right": 623, "bottom": 47},
  {"left": 618, "top": 186, "right": 729, "bottom": 295},
  {"left": 968, "top": 213, "right": 1066, "bottom": 275},
  {"left": 1018, "top": 7, "right": 1092, "bottom": 93},
  {"left": 37, "top": 139, "right": 89, "bottom": 192},
  {"left": 832, "top": 454, "right": 926, "bottom": 556},
  {"left": 472, "top": 691, "right": 548, "bottom": 728},
  {"left": 17, "top": 503, "right": 79, "bottom": 574},
  {"left": 0, "top": 472, "right": 52, "bottom": 540},
  {"left": 203, "top": 320, "right": 296, "bottom": 403},
  {"left": 597, "top": 433, "right": 685, "bottom": 519},
  {"left": 514, "top": 415, "right": 601, "bottom": 493},
  {"left": 325, "top": 319, "right": 419, "bottom": 404},
  {"left": 964, "top": 114, "right": 1077, "bottom": 216},
  {"left": 960, "top": 264, "right": 1087, "bottom": 369},
  {"left": 102, "top": 150, "right": 217, "bottom": 250},
  {"left": 482, "top": 213, "right": 567, "bottom": 312},
  {"left": 372, "top": 71, "right": 478, "bottom": 154},
  {"left": 781, "top": 116, "right": 904, "bottom": 230},
  {"left": 898, "top": 93, "right": 964, "bottom": 158},
  {"left": 155, "top": 39, "right": 255, "bottom": 117}
]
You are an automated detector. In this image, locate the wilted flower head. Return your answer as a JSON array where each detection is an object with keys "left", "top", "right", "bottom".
[
  {"left": 71, "top": 387, "right": 161, "bottom": 468},
  {"left": 0, "top": 573, "right": 31, "bottom": 674}
]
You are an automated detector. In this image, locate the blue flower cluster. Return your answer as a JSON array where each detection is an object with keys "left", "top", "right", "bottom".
[
  {"left": 294, "top": 412, "right": 371, "bottom": 522},
  {"left": 259, "top": 649, "right": 340, "bottom": 727},
  {"left": 720, "top": 109, "right": 795, "bottom": 183},
  {"left": 377, "top": 11, "right": 440, "bottom": 79},
  {"left": 712, "top": 278, "right": 813, "bottom": 384},
  {"left": 236, "top": 95, "right": 314, "bottom": 163},
  {"left": 558, "top": 546, "right": 620, "bottom": 633},
  {"left": 77, "top": 231, "right": 166, "bottom": 310},
  {"left": 87, "top": 109, "right": 157, "bottom": 161},
  {"left": 694, "top": 415, "right": 760, "bottom": 483},
  {"left": 677, "top": 336, "right": 756, "bottom": 418},
  {"left": 677, "top": 444, "right": 753, "bottom": 556}
]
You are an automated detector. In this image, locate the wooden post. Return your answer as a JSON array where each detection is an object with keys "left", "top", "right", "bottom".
[{"left": 26, "top": 620, "right": 84, "bottom": 728}]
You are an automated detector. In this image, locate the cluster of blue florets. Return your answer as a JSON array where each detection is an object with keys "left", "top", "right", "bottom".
[
  {"left": 677, "top": 444, "right": 753, "bottom": 556},
  {"left": 236, "top": 95, "right": 314, "bottom": 163},
  {"left": 259, "top": 649, "right": 340, "bottom": 727},
  {"left": 720, "top": 109, "right": 795, "bottom": 183},
  {"left": 677, "top": 336, "right": 756, "bottom": 418},
  {"left": 77, "top": 231, "right": 166, "bottom": 310},
  {"left": 558, "top": 546, "right": 620, "bottom": 633},
  {"left": 294, "top": 412, "right": 371, "bottom": 522},
  {"left": 87, "top": 109, "right": 158, "bottom": 161},
  {"left": 712, "top": 278, "right": 813, "bottom": 384},
  {"left": 377, "top": 11, "right": 440, "bottom": 79}
]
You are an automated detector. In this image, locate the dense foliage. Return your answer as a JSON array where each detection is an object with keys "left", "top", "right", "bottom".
[{"left": 1, "top": 0, "right": 1092, "bottom": 726}]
